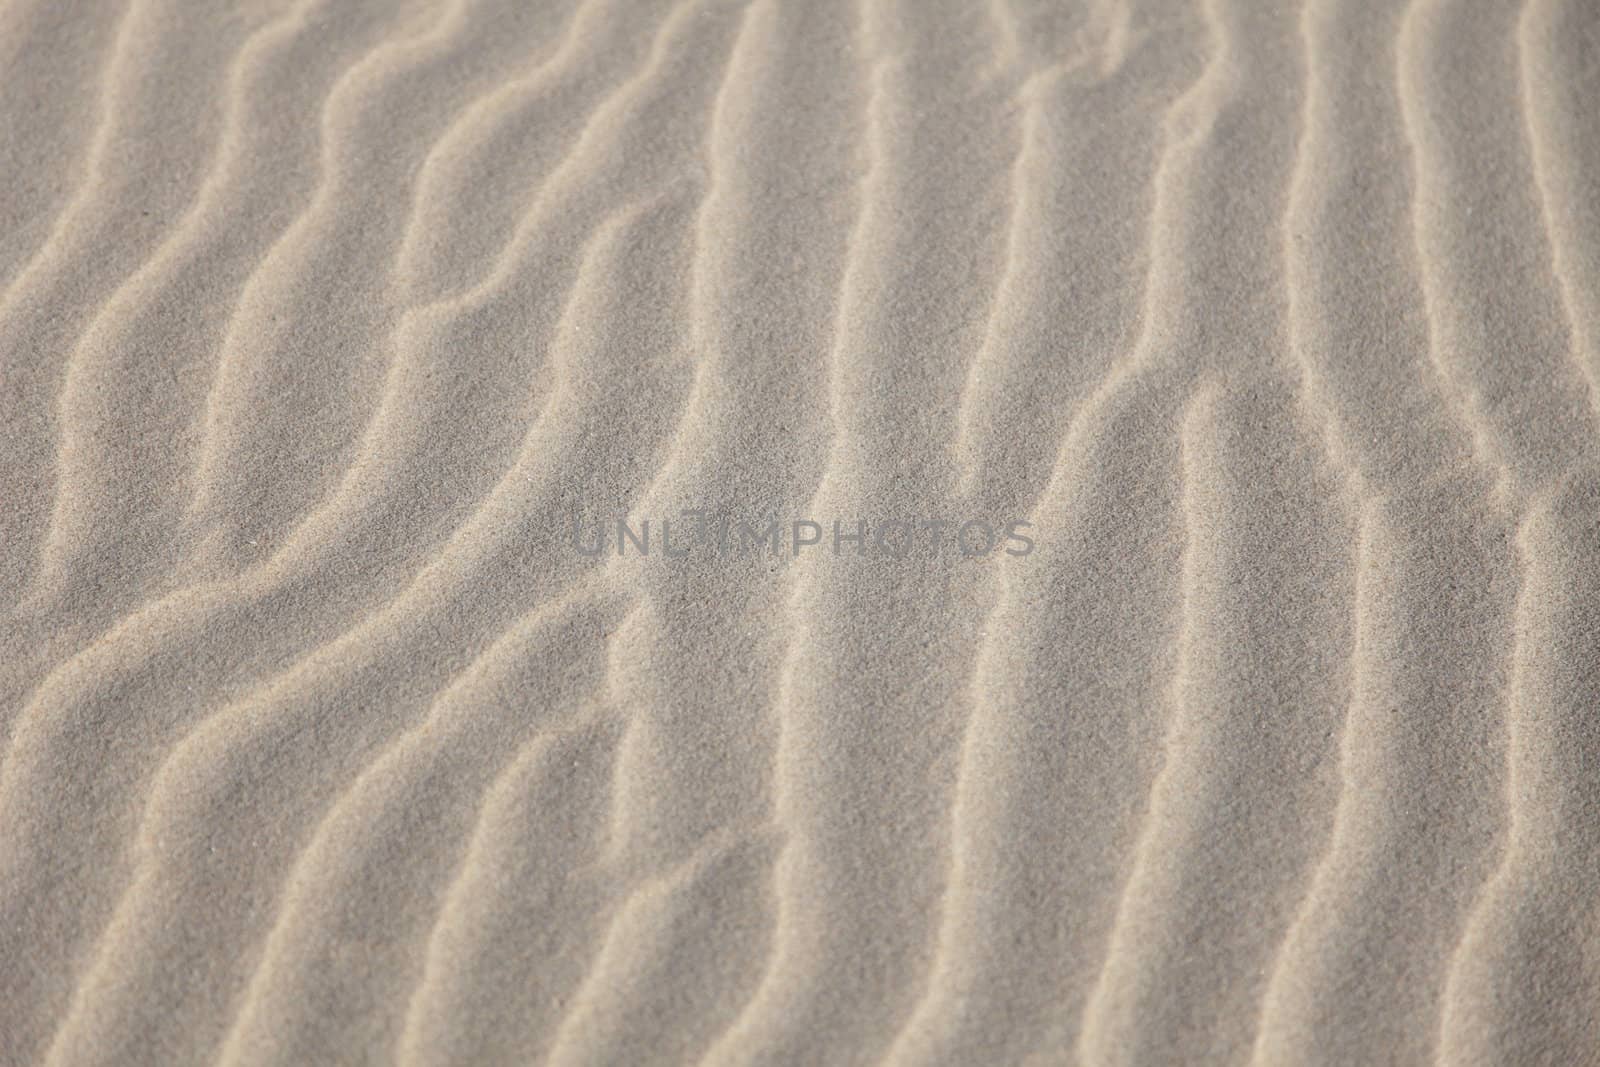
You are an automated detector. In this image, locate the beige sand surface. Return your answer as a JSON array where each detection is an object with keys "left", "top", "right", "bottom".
[{"left": 3, "top": 0, "right": 1599, "bottom": 1063}]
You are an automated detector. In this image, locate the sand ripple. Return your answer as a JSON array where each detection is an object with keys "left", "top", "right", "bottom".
[{"left": 3, "top": 0, "right": 1598, "bottom": 1063}]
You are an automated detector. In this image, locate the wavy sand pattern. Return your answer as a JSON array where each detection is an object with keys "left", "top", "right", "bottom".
[{"left": 2, "top": 0, "right": 1597, "bottom": 1064}]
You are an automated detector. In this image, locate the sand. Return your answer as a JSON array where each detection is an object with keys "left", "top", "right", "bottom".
[{"left": 2, "top": 0, "right": 1598, "bottom": 1063}]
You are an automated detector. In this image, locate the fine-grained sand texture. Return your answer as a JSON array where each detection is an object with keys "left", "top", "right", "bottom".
[{"left": 3, "top": 0, "right": 1599, "bottom": 1064}]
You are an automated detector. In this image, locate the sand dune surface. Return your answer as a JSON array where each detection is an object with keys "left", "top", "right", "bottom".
[{"left": 3, "top": 0, "right": 1599, "bottom": 1064}]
